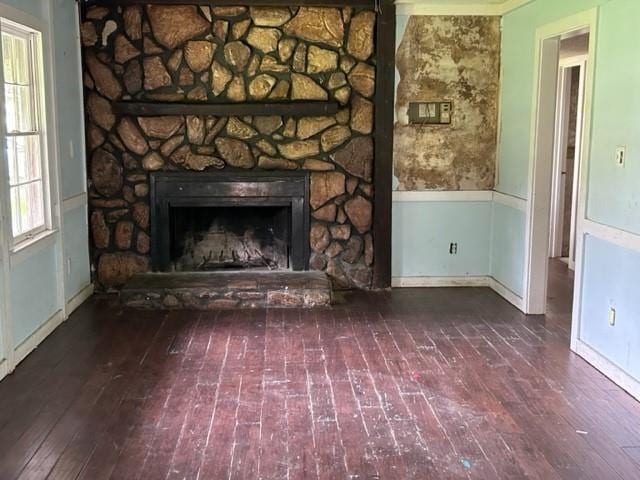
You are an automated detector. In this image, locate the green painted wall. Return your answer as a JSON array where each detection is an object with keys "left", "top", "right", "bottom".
[
  {"left": 496, "top": 0, "right": 605, "bottom": 198},
  {"left": 490, "top": 202, "right": 525, "bottom": 297},
  {"left": 0, "top": 0, "right": 90, "bottom": 351},
  {"left": 11, "top": 243, "right": 61, "bottom": 346},
  {"left": 579, "top": 0, "right": 640, "bottom": 384},
  {"left": 585, "top": 0, "right": 640, "bottom": 235},
  {"left": 393, "top": 201, "right": 492, "bottom": 278},
  {"left": 497, "top": 0, "right": 640, "bottom": 384},
  {"left": 493, "top": 0, "right": 606, "bottom": 296},
  {"left": 0, "top": 261, "right": 5, "bottom": 362},
  {"left": 581, "top": 236, "right": 640, "bottom": 381},
  {"left": 51, "top": 0, "right": 86, "bottom": 201}
]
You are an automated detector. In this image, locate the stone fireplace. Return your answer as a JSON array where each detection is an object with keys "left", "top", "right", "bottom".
[
  {"left": 150, "top": 171, "right": 310, "bottom": 272},
  {"left": 81, "top": 3, "right": 378, "bottom": 291}
]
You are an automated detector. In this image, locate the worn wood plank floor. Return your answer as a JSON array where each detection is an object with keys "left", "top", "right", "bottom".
[{"left": 1, "top": 264, "right": 639, "bottom": 479}]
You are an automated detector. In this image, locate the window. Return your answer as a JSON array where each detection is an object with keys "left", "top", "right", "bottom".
[{"left": 0, "top": 19, "right": 48, "bottom": 245}]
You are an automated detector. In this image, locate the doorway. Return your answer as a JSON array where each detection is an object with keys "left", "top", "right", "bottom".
[
  {"left": 523, "top": 9, "right": 597, "bottom": 316},
  {"left": 549, "top": 34, "right": 589, "bottom": 271}
]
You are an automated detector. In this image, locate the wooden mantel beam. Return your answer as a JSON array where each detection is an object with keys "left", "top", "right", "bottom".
[{"left": 113, "top": 101, "right": 339, "bottom": 117}]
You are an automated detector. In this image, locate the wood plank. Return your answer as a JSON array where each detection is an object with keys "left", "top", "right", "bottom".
[
  {"left": 0, "top": 306, "right": 122, "bottom": 479},
  {"left": 113, "top": 101, "right": 339, "bottom": 117},
  {"left": 0, "top": 266, "right": 638, "bottom": 479},
  {"left": 16, "top": 312, "right": 161, "bottom": 480}
]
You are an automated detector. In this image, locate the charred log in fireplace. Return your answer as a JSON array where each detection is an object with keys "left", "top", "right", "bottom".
[{"left": 172, "top": 206, "right": 290, "bottom": 271}]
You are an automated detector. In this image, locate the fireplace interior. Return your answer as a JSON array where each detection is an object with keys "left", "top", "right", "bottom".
[
  {"left": 170, "top": 205, "right": 291, "bottom": 271},
  {"left": 150, "top": 171, "right": 310, "bottom": 273}
]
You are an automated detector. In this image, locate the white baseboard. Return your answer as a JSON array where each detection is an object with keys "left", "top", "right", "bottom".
[
  {"left": 392, "top": 276, "right": 491, "bottom": 288},
  {"left": 13, "top": 309, "right": 65, "bottom": 367},
  {"left": 0, "top": 358, "right": 8, "bottom": 381},
  {"left": 575, "top": 339, "right": 640, "bottom": 402},
  {"left": 488, "top": 278, "right": 525, "bottom": 311},
  {"left": 66, "top": 283, "right": 94, "bottom": 318}
]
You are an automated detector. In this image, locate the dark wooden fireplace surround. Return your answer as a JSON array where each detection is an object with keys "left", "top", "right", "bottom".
[
  {"left": 150, "top": 171, "right": 310, "bottom": 272},
  {"left": 80, "top": 0, "right": 395, "bottom": 289}
]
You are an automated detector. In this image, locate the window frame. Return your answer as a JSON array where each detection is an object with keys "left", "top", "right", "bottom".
[{"left": 0, "top": 18, "right": 51, "bottom": 248}]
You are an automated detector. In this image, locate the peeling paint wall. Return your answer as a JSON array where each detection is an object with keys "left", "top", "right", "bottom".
[{"left": 394, "top": 16, "right": 501, "bottom": 191}]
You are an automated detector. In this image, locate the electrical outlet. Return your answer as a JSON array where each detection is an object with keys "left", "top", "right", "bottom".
[
  {"left": 608, "top": 307, "right": 616, "bottom": 326},
  {"left": 449, "top": 243, "right": 458, "bottom": 255},
  {"left": 67, "top": 258, "right": 72, "bottom": 275},
  {"left": 615, "top": 146, "right": 626, "bottom": 167}
]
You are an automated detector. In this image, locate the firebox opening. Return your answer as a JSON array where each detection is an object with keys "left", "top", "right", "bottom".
[{"left": 169, "top": 206, "right": 291, "bottom": 272}]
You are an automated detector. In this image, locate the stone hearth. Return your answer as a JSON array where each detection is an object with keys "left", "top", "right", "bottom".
[{"left": 121, "top": 271, "right": 332, "bottom": 309}]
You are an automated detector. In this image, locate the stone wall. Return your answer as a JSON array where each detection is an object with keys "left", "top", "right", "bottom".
[
  {"left": 394, "top": 16, "right": 500, "bottom": 190},
  {"left": 81, "top": 4, "right": 376, "bottom": 290}
]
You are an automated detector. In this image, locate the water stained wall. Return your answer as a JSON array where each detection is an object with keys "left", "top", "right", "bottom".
[{"left": 394, "top": 16, "right": 501, "bottom": 191}]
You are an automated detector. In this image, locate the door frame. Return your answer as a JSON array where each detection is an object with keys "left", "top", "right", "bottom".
[
  {"left": 566, "top": 56, "right": 587, "bottom": 271},
  {"left": 549, "top": 55, "right": 588, "bottom": 268},
  {"left": 523, "top": 8, "right": 598, "bottom": 315}
]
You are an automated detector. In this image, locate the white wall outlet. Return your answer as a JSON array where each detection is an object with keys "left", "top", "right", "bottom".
[
  {"left": 69, "top": 140, "right": 75, "bottom": 159},
  {"left": 615, "top": 146, "right": 626, "bottom": 167},
  {"left": 608, "top": 307, "right": 616, "bottom": 326},
  {"left": 67, "top": 258, "right": 72, "bottom": 276}
]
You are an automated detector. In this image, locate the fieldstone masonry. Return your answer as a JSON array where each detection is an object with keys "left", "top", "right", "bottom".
[{"left": 81, "top": 4, "right": 377, "bottom": 291}]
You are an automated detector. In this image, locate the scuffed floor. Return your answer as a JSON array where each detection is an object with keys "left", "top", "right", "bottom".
[{"left": 0, "top": 287, "right": 639, "bottom": 479}]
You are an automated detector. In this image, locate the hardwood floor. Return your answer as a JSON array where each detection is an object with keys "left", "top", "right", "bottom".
[
  {"left": 1, "top": 280, "right": 639, "bottom": 479},
  {"left": 547, "top": 258, "right": 575, "bottom": 316}
]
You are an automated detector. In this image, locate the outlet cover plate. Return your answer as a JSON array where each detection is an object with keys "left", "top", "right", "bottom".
[{"left": 615, "top": 146, "right": 626, "bottom": 167}]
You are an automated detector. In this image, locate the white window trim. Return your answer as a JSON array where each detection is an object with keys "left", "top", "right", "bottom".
[
  {"left": 0, "top": 18, "right": 52, "bottom": 250},
  {"left": 9, "top": 228, "right": 57, "bottom": 264}
]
